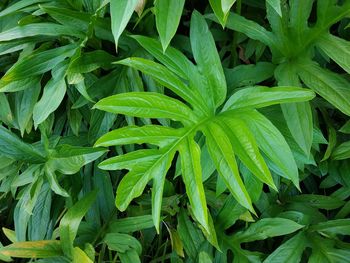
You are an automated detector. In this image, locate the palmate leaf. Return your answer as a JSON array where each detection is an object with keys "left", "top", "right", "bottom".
[
  {"left": 213, "top": 0, "right": 350, "bottom": 160},
  {"left": 94, "top": 12, "right": 315, "bottom": 235}
]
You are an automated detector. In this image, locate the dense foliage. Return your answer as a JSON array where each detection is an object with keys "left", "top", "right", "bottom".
[{"left": 0, "top": 0, "right": 350, "bottom": 262}]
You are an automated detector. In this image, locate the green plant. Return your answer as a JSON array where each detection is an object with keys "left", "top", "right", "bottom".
[{"left": 0, "top": 0, "right": 349, "bottom": 262}]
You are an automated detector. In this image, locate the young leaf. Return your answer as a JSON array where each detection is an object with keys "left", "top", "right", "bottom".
[
  {"left": 209, "top": 0, "right": 236, "bottom": 27},
  {"left": 72, "top": 247, "right": 93, "bottom": 263}
]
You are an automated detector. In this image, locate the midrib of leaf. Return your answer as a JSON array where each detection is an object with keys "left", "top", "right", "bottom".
[
  {"left": 116, "top": 116, "right": 212, "bottom": 212},
  {"left": 152, "top": 117, "right": 212, "bottom": 165}
]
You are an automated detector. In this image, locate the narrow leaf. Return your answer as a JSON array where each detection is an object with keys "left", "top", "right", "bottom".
[
  {"left": 155, "top": 0, "right": 185, "bottom": 51},
  {"left": 203, "top": 121, "right": 253, "bottom": 212},
  {"left": 223, "top": 86, "right": 315, "bottom": 111},
  {"left": 94, "top": 92, "right": 196, "bottom": 124},
  {"left": 95, "top": 125, "right": 181, "bottom": 148},
  {"left": 59, "top": 191, "right": 97, "bottom": 257},
  {"left": 264, "top": 232, "right": 306, "bottom": 263},
  {"left": 298, "top": 60, "right": 350, "bottom": 116},
  {"left": 233, "top": 218, "right": 304, "bottom": 243},
  {"left": 190, "top": 11, "right": 226, "bottom": 107},
  {"left": 110, "top": 0, "right": 138, "bottom": 50},
  {"left": 179, "top": 138, "right": 209, "bottom": 232}
]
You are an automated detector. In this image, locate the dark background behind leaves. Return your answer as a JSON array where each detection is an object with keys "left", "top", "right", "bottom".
[{"left": 0, "top": 0, "right": 350, "bottom": 262}]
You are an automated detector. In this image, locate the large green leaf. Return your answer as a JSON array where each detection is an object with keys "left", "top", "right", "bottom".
[
  {"left": 13, "top": 78, "right": 41, "bottom": 136},
  {"left": 222, "top": 12, "right": 275, "bottom": 47},
  {"left": 310, "top": 219, "right": 350, "bottom": 236},
  {"left": 0, "top": 0, "right": 50, "bottom": 18},
  {"left": 46, "top": 145, "right": 106, "bottom": 175},
  {"left": 95, "top": 125, "right": 182, "bottom": 148}
]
